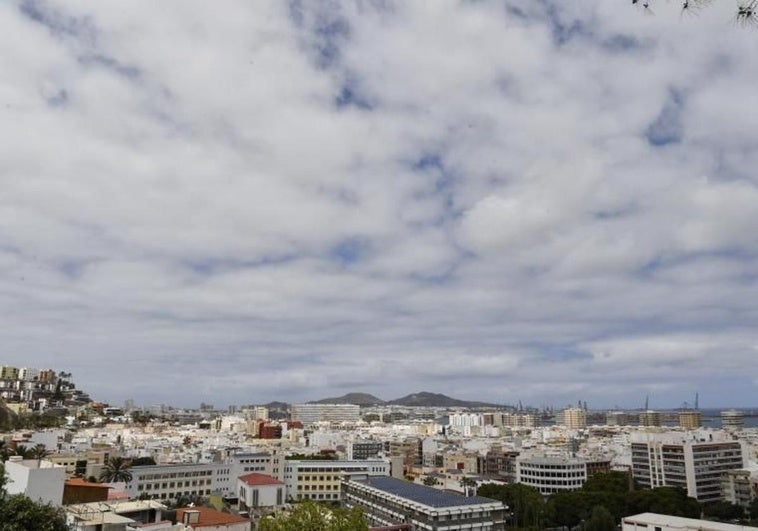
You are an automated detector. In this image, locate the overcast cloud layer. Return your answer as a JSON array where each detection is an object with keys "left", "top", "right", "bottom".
[{"left": 2, "top": 0, "right": 757, "bottom": 408}]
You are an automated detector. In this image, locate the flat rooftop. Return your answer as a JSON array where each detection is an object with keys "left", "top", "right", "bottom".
[{"left": 360, "top": 477, "right": 500, "bottom": 508}]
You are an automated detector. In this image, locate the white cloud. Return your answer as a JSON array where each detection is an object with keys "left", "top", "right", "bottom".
[{"left": 1, "top": 0, "right": 756, "bottom": 407}]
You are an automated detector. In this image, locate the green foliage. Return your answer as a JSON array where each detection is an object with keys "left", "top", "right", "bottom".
[
  {"left": 0, "top": 464, "right": 68, "bottom": 530},
  {"left": 585, "top": 505, "right": 616, "bottom": 531},
  {"left": 625, "top": 486, "right": 700, "bottom": 519},
  {"left": 477, "top": 483, "right": 545, "bottom": 530},
  {"left": 259, "top": 500, "right": 368, "bottom": 531},
  {"left": 422, "top": 476, "right": 439, "bottom": 486},
  {"left": 582, "top": 471, "right": 630, "bottom": 495},
  {"left": 99, "top": 456, "right": 133, "bottom": 483},
  {"left": 539, "top": 472, "right": 701, "bottom": 529},
  {"left": 0, "top": 494, "right": 69, "bottom": 531},
  {"left": 702, "top": 500, "right": 744, "bottom": 521},
  {"left": 130, "top": 456, "right": 157, "bottom": 467}
]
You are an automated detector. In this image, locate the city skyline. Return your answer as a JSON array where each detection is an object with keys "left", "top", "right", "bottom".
[{"left": 1, "top": 1, "right": 757, "bottom": 407}]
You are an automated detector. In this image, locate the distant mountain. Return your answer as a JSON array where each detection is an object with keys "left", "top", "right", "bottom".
[
  {"left": 309, "top": 393, "right": 385, "bottom": 406},
  {"left": 387, "top": 391, "right": 501, "bottom": 408},
  {"left": 263, "top": 401, "right": 289, "bottom": 410}
]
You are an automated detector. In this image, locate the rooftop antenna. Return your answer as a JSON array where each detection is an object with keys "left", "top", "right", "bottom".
[
  {"left": 695, "top": 392, "right": 699, "bottom": 410},
  {"left": 644, "top": 395, "right": 649, "bottom": 411}
]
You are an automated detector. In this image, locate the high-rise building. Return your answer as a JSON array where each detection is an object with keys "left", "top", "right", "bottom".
[
  {"left": 559, "top": 407, "right": 586, "bottom": 429},
  {"left": 630, "top": 432, "right": 745, "bottom": 503},
  {"left": 721, "top": 410, "right": 745, "bottom": 430},
  {"left": 678, "top": 411, "right": 701, "bottom": 430},
  {"left": 639, "top": 410, "right": 662, "bottom": 427},
  {"left": 516, "top": 456, "right": 610, "bottom": 496},
  {"left": 290, "top": 403, "right": 360, "bottom": 426}
]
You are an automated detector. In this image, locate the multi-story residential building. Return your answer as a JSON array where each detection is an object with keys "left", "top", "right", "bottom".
[
  {"left": 679, "top": 411, "right": 702, "bottom": 430},
  {"left": 124, "top": 463, "right": 231, "bottom": 501},
  {"left": 721, "top": 410, "right": 745, "bottom": 430},
  {"left": 342, "top": 474, "right": 507, "bottom": 531},
  {"left": 630, "top": 432, "right": 745, "bottom": 503},
  {"left": 449, "top": 413, "right": 483, "bottom": 427},
  {"left": 348, "top": 440, "right": 384, "bottom": 460},
  {"left": 516, "top": 455, "right": 608, "bottom": 496},
  {"left": 290, "top": 403, "right": 360, "bottom": 425},
  {"left": 480, "top": 447, "right": 519, "bottom": 480},
  {"left": 721, "top": 469, "right": 755, "bottom": 508},
  {"left": 558, "top": 408, "right": 586, "bottom": 429},
  {"left": 606, "top": 411, "right": 631, "bottom": 426},
  {"left": 640, "top": 410, "right": 663, "bottom": 427},
  {"left": 283, "top": 459, "right": 389, "bottom": 502}
]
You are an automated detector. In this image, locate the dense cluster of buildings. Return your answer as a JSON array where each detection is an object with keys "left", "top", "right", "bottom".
[{"left": 2, "top": 382, "right": 758, "bottom": 529}]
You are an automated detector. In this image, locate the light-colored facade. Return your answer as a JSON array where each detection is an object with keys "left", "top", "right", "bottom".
[
  {"left": 639, "top": 410, "right": 662, "bottom": 427},
  {"left": 622, "top": 512, "right": 753, "bottom": 531},
  {"left": 4, "top": 457, "right": 66, "bottom": 505},
  {"left": 125, "top": 463, "right": 230, "bottom": 501},
  {"left": 237, "top": 473, "right": 285, "bottom": 513},
  {"left": 516, "top": 456, "right": 589, "bottom": 496},
  {"left": 290, "top": 403, "right": 361, "bottom": 425},
  {"left": 283, "top": 459, "right": 390, "bottom": 502},
  {"left": 721, "top": 410, "right": 745, "bottom": 430},
  {"left": 630, "top": 433, "right": 745, "bottom": 503},
  {"left": 679, "top": 411, "right": 701, "bottom": 430},
  {"left": 722, "top": 469, "right": 755, "bottom": 507},
  {"left": 559, "top": 408, "right": 586, "bottom": 429}
]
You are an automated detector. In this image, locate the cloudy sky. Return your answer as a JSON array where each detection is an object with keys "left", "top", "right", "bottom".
[{"left": 2, "top": 0, "right": 757, "bottom": 409}]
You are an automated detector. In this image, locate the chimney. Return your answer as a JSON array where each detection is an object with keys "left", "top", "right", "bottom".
[{"left": 183, "top": 510, "right": 200, "bottom": 524}]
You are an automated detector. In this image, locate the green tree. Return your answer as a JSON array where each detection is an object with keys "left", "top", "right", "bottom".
[
  {"left": 702, "top": 500, "right": 744, "bottom": 521},
  {"left": 585, "top": 505, "right": 616, "bottom": 531},
  {"left": 259, "top": 500, "right": 368, "bottom": 531},
  {"left": 423, "top": 476, "right": 439, "bottom": 486},
  {"left": 625, "top": 487, "right": 700, "bottom": 519},
  {"left": 99, "top": 456, "right": 133, "bottom": 483},
  {"left": 30, "top": 444, "right": 52, "bottom": 466},
  {"left": 477, "top": 483, "right": 545, "bottom": 530}
]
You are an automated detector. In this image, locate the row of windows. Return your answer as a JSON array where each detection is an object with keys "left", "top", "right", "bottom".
[
  {"left": 137, "top": 470, "right": 213, "bottom": 480},
  {"left": 137, "top": 479, "right": 212, "bottom": 490},
  {"left": 298, "top": 484, "right": 340, "bottom": 491}
]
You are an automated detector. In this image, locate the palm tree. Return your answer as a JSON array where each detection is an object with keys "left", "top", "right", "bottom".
[
  {"left": 99, "top": 456, "right": 133, "bottom": 484},
  {"left": 30, "top": 443, "right": 52, "bottom": 466},
  {"left": 13, "top": 444, "right": 33, "bottom": 459}
]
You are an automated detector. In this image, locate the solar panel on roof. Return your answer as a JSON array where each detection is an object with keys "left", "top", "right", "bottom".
[{"left": 364, "top": 477, "right": 498, "bottom": 508}]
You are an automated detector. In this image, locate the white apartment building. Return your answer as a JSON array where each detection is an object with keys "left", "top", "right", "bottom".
[
  {"left": 125, "top": 463, "right": 231, "bottom": 501},
  {"left": 290, "top": 403, "right": 361, "bottom": 425},
  {"left": 630, "top": 432, "right": 745, "bottom": 503},
  {"left": 516, "top": 456, "right": 589, "bottom": 496},
  {"left": 449, "top": 413, "right": 483, "bottom": 428}
]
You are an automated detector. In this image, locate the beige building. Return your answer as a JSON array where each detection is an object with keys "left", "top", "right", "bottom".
[
  {"left": 679, "top": 411, "right": 701, "bottom": 429},
  {"left": 639, "top": 410, "right": 662, "bottom": 427},
  {"left": 559, "top": 407, "right": 586, "bottom": 429}
]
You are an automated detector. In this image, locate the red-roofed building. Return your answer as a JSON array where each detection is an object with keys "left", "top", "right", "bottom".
[
  {"left": 176, "top": 507, "right": 248, "bottom": 531},
  {"left": 237, "top": 473, "right": 285, "bottom": 514}
]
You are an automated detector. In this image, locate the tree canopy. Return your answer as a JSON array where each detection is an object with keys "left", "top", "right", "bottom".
[
  {"left": 0, "top": 463, "right": 69, "bottom": 531},
  {"left": 259, "top": 500, "right": 368, "bottom": 531}
]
